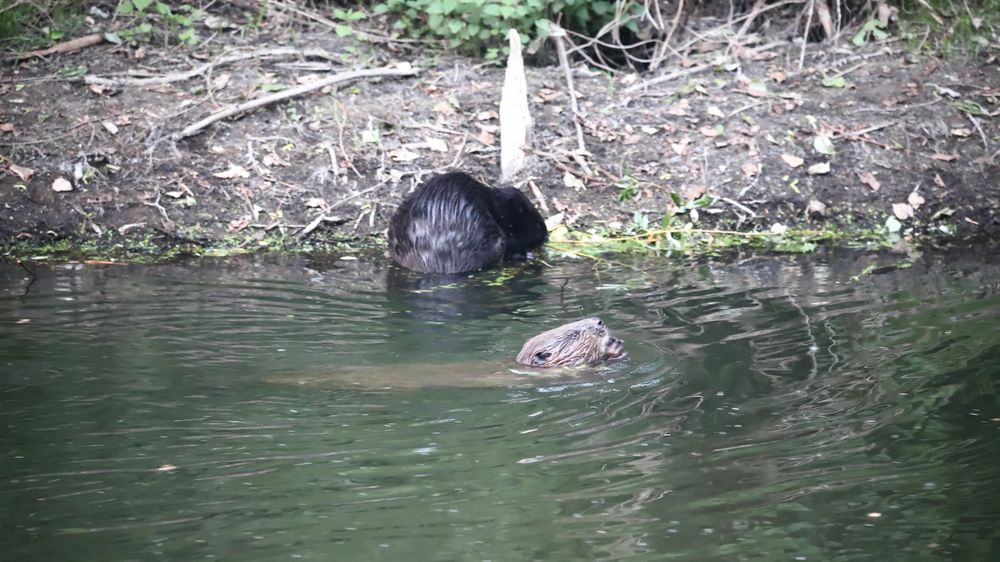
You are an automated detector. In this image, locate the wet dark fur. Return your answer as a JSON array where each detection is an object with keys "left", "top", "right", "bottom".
[
  {"left": 388, "top": 172, "right": 548, "bottom": 274},
  {"left": 516, "top": 317, "right": 626, "bottom": 368}
]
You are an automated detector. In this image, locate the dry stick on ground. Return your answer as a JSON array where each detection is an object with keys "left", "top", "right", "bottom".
[
  {"left": 296, "top": 183, "right": 387, "bottom": 239},
  {"left": 172, "top": 66, "right": 420, "bottom": 141},
  {"left": 549, "top": 22, "right": 593, "bottom": 177},
  {"left": 625, "top": 41, "right": 786, "bottom": 93},
  {"left": 83, "top": 48, "right": 341, "bottom": 88},
  {"left": 11, "top": 33, "right": 103, "bottom": 61}
]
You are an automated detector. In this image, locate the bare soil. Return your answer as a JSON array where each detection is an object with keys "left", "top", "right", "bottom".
[{"left": 1, "top": 14, "right": 998, "bottom": 257}]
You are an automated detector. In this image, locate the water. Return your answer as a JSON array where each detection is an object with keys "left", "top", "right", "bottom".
[{"left": 1, "top": 248, "right": 998, "bottom": 561}]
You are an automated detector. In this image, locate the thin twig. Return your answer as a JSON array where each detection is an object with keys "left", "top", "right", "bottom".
[
  {"left": 172, "top": 65, "right": 420, "bottom": 141},
  {"left": 84, "top": 47, "right": 341, "bottom": 88},
  {"left": 296, "top": 183, "right": 386, "bottom": 239},
  {"left": 549, "top": 22, "right": 589, "bottom": 161}
]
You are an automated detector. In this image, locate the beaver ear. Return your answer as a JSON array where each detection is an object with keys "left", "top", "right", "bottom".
[{"left": 531, "top": 351, "right": 551, "bottom": 366}]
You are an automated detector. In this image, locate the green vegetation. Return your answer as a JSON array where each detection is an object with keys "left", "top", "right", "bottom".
[
  {"left": 0, "top": 0, "right": 86, "bottom": 50},
  {"left": 373, "top": 0, "right": 630, "bottom": 57},
  {"left": 899, "top": 0, "right": 1000, "bottom": 53},
  {"left": 115, "top": 0, "right": 205, "bottom": 46}
]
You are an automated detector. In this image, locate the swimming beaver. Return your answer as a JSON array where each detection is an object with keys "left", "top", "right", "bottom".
[
  {"left": 517, "top": 317, "right": 626, "bottom": 368},
  {"left": 388, "top": 171, "right": 548, "bottom": 274},
  {"left": 267, "top": 317, "right": 626, "bottom": 388}
]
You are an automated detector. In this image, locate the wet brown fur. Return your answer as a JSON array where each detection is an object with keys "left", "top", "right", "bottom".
[{"left": 516, "top": 317, "right": 625, "bottom": 368}]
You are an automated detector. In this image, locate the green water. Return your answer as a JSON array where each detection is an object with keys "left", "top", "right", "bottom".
[{"left": 1, "top": 249, "right": 998, "bottom": 561}]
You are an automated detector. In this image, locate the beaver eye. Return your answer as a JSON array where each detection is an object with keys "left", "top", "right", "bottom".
[
  {"left": 532, "top": 351, "right": 551, "bottom": 366},
  {"left": 596, "top": 319, "right": 604, "bottom": 326}
]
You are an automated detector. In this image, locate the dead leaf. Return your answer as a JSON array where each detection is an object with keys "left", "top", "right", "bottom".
[
  {"left": 8, "top": 163, "right": 34, "bottom": 181},
  {"left": 807, "top": 162, "right": 831, "bottom": 175},
  {"left": 623, "top": 134, "right": 641, "bottom": 145},
  {"left": 213, "top": 163, "right": 250, "bottom": 179},
  {"left": 907, "top": 190, "right": 925, "bottom": 209},
  {"left": 425, "top": 136, "right": 448, "bottom": 152},
  {"left": 806, "top": 198, "right": 827, "bottom": 217},
  {"left": 666, "top": 99, "right": 689, "bottom": 116},
  {"left": 305, "top": 197, "right": 325, "bottom": 208},
  {"left": 563, "top": 171, "right": 585, "bottom": 191},
  {"left": 707, "top": 106, "right": 724, "bottom": 119},
  {"left": 813, "top": 134, "right": 835, "bottom": 155},
  {"left": 931, "top": 207, "right": 954, "bottom": 220},
  {"left": 114, "top": 114, "right": 132, "bottom": 126},
  {"left": 769, "top": 70, "right": 787, "bottom": 82},
  {"left": 670, "top": 138, "right": 691, "bottom": 155},
  {"left": 262, "top": 152, "right": 290, "bottom": 167},
  {"left": 640, "top": 125, "right": 658, "bottom": 135},
  {"left": 892, "top": 202, "right": 914, "bottom": 220},
  {"left": 228, "top": 217, "right": 251, "bottom": 231},
  {"left": 389, "top": 148, "right": 420, "bottom": 162},
  {"left": 683, "top": 185, "right": 705, "bottom": 200},
  {"left": 0, "top": 123, "right": 14, "bottom": 133},
  {"left": 102, "top": 121, "right": 119, "bottom": 135},
  {"left": 432, "top": 100, "right": 455, "bottom": 115},
  {"left": 164, "top": 190, "right": 184, "bottom": 198},
  {"left": 544, "top": 212, "right": 565, "bottom": 231},
  {"left": 699, "top": 124, "right": 724, "bottom": 138},
  {"left": 52, "top": 177, "right": 73, "bottom": 192},
  {"left": 781, "top": 154, "right": 804, "bottom": 168},
  {"left": 741, "top": 162, "right": 759, "bottom": 177},
  {"left": 933, "top": 173, "right": 946, "bottom": 188},
  {"left": 858, "top": 171, "right": 880, "bottom": 191},
  {"left": 212, "top": 73, "right": 231, "bottom": 90},
  {"left": 950, "top": 128, "right": 972, "bottom": 137},
  {"left": 929, "top": 153, "right": 959, "bottom": 161},
  {"left": 88, "top": 83, "right": 106, "bottom": 95},
  {"left": 476, "top": 110, "right": 498, "bottom": 121},
  {"left": 746, "top": 80, "right": 769, "bottom": 97},
  {"left": 476, "top": 128, "right": 496, "bottom": 146}
]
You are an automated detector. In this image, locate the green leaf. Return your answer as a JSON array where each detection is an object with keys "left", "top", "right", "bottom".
[
  {"left": 132, "top": 0, "right": 152, "bottom": 12},
  {"left": 822, "top": 75, "right": 848, "bottom": 88},
  {"left": 137, "top": 22, "right": 153, "bottom": 34},
  {"left": 885, "top": 216, "right": 902, "bottom": 233},
  {"left": 335, "top": 24, "right": 353, "bottom": 37},
  {"left": 154, "top": 2, "right": 171, "bottom": 16},
  {"left": 178, "top": 27, "right": 195, "bottom": 43},
  {"left": 117, "top": 2, "right": 135, "bottom": 14},
  {"left": 261, "top": 83, "right": 283, "bottom": 92},
  {"left": 483, "top": 4, "right": 502, "bottom": 16},
  {"left": 447, "top": 20, "right": 463, "bottom": 34},
  {"left": 373, "top": 4, "right": 390, "bottom": 15}
]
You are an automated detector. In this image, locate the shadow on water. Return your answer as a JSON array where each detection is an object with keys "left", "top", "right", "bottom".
[{"left": 1, "top": 246, "right": 999, "bottom": 561}]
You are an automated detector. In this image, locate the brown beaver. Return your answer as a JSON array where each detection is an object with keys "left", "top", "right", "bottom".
[
  {"left": 267, "top": 318, "right": 626, "bottom": 389},
  {"left": 388, "top": 171, "right": 548, "bottom": 274},
  {"left": 517, "top": 317, "right": 626, "bottom": 368}
]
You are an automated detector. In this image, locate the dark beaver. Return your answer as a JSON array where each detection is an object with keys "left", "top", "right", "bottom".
[
  {"left": 516, "top": 317, "right": 626, "bottom": 368},
  {"left": 388, "top": 171, "right": 548, "bottom": 274}
]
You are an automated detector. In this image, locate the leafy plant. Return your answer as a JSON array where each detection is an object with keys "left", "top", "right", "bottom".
[
  {"left": 117, "top": 0, "right": 205, "bottom": 46},
  {"left": 616, "top": 172, "right": 639, "bottom": 201},
  {"left": 373, "top": 0, "right": 620, "bottom": 56},
  {"left": 332, "top": 8, "right": 367, "bottom": 38},
  {"left": 851, "top": 18, "right": 890, "bottom": 46}
]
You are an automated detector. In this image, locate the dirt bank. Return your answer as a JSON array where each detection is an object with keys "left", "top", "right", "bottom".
[{"left": 1, "top": 13, "right": 998, "bottom": 259}]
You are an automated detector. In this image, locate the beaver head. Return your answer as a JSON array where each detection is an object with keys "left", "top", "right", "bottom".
[{"left": 516, "top": 317, "right": 626, "bottom": 368}]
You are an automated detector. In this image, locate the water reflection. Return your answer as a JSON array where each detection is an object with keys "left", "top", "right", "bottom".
[{"left": 1, "top": 247, "right": 998, "bottom": 561}]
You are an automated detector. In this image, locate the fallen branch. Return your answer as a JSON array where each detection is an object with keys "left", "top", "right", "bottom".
[
  {"left": 549, "top": 22, "right": 592, "bottom": 177},
  {"left": 84, "top": 47, "right": 341, "bottom": 88},
  {"left": 172, "top": 65, "right": 420, "bottom": 141},
  {"left": 12, "top": 33, "right": 103, "bottom": 61}
]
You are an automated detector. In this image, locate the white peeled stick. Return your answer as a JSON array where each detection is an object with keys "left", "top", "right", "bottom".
[{"left": 499, "top": 29, "right": 532, "bottom": 182}]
